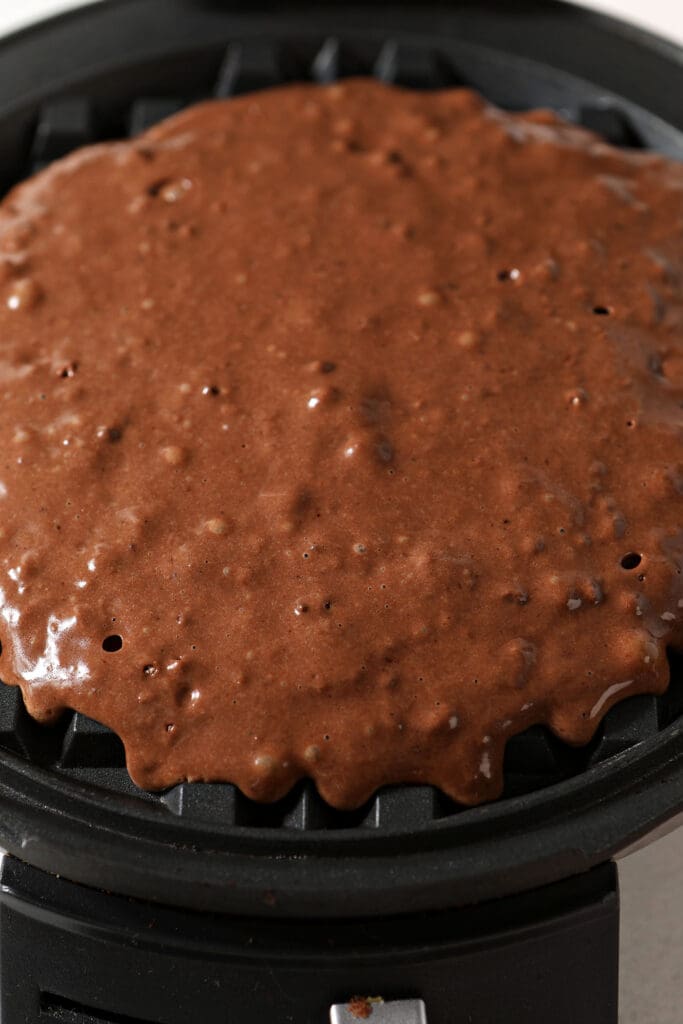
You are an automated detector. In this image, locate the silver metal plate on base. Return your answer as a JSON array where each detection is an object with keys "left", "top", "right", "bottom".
[{"left": 330, "top": 997, "right": 427, "bottom": 1024}]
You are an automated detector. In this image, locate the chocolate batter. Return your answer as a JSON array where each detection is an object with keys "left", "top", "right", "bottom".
[{"left": 0, "top": 80, "right": 681, "bottom": 808}]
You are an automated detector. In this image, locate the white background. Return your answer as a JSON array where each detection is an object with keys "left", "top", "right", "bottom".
[
  {"left": 0, "top": 1, "right": 680, "bottom": 1023},
  {"left": 0, "top": 0, "right": 682, "bottom": 43}
]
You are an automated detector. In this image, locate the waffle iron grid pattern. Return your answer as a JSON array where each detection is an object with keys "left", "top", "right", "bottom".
[{"left": 1, "top": 35, "right": 682, "bottom": 833}]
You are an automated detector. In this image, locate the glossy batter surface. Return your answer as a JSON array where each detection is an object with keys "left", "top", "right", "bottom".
[{"left": 0, "top": 80, "right": 682, "bottom": 808}]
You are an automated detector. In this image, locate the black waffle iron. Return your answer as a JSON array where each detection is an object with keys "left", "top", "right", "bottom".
[{"left": 0, "top": 3, "right": 682, "bottom": 1022}]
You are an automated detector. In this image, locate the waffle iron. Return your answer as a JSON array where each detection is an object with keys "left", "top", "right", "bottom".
[{"left": 0, "top": 2, "right": 681, "bottom": 1022}]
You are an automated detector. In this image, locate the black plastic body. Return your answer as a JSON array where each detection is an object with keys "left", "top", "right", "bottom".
[
  {"left": 0, "top": 3, "right": 677, "bottom": 1022},
  {"left": 0, "top": 854, "right": 618, "bottom": 1024}
]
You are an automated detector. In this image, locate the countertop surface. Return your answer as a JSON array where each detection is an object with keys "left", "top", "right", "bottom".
[
  {"left": 620, "top": 829, "right": 682, "bottom": 1024},
  {"left": 0, "top": 1, "right": 680, "bottom": 1022}
]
